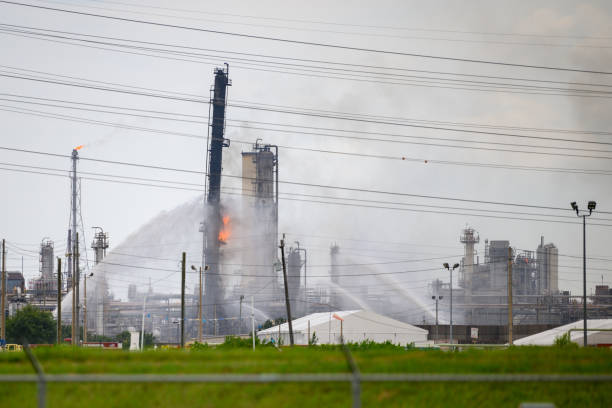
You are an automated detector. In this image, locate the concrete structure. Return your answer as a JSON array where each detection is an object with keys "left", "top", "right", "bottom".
[
  {"left": 257, "top": 310, "right": 429, "bottom": 345},
  {"left": 514, "top": 319, "right": 612, "bottom": 346},
  {"left": 239, "top": 141, "right": 279, "bottom": 297}
]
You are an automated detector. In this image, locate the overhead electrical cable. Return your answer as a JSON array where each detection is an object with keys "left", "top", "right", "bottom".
[
  {"left": 4, "top": 69, "right": 612, "bottom": 151},
  {"left": 1, "top": 28, "right": 611, "bottom": 99},
  {"left": 1, "top": 144, "right": 611, "bottom": 215},
  {"left": 3, "top": 22, "right": 612, "bottom": 91},
  {"left": 78, "top": 0, "right": 612, "bottom": 41},
  {"left": 1, "top": 0, "right": 611, "bottom": 74},
  {"left": 28, "top": 0, "right": 612, "bottom": 49},
  {"left": 5, "top": 160, "right": 612, "bottom": 223},
  {"left": 3, "top": 102, "right": 612, "bottom": 161}
]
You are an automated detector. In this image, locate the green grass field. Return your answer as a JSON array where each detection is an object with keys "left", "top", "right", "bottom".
[{"left": 1, "top": 346, "right": 610, "bottom": 407}]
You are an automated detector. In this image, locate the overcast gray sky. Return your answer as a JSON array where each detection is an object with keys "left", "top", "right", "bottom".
[{"left": 1, "top": 0, "right": 611, "bottom": 300}]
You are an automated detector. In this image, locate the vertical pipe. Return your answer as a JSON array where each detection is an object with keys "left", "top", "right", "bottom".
[
  {"left": 181, "top": 252, "right": 185, "bottom": 348},
  {"left": 239, "top": 296, "right": 243, "bottom": 336},
  {"left": 75, "top": 233, "right": 79, "bottom": 345},
  {"left": 308, "top": 320, "right": 311, "bottom": 346},
  {"left": 83, "top": 274, "right": 87, "bottom": 344},
  {"left": 140, "top": 294, "right": 146, "bottom": 351},
  {"left": 435, "top": 298, "right": 439, "bottom": 343},
  {"left": 251, "top": 296, "right": 255, "bottom": 351},
  {"left": 280, "top": 237, "right": 294, "bottom": 346},
  {"left": 508, "top": 246, "right": 513, "bottom": 345},
  {"left": 583, "top": 215, "right": 587, "bottom": 347},
  {"left": 214, "top": 304, "right": 217, "bottom": 336},
  {"left": 57, "top": 258, "right": 62, "bottom": 344},
  {"left": 1, "top": 239, "right": 5, "bottom": 342}
]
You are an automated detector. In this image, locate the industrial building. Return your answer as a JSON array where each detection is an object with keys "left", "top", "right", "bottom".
[
  {"left": 430, "top": 227, "right": 580, "bottom": 328},
  {"left": 257, "top": 310, "right": 429, "bottom": 345},
  {"left": 514, "top": 319, "right": 612, "bottom": 346}
]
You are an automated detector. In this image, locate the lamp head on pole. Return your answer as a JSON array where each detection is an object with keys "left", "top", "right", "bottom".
[
  {"left": 453, "top": 263, "right": 460, "bottom": 270},
  {"left": 443, "top": 263, "right": 450, "bottom": 270},
  {"left": 190, "top": 265, "right": 197, "bottom": 271},
  {"left": 570, "top": 201, "right": 578, "bottom": 215},
  {"left": 588, "top": 201, "right": 597, "bottom": 214}
]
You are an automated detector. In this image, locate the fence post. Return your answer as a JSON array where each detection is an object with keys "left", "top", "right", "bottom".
[
  {"left": 23, "top": 344, "right": 46, "bottom": 408},
  {"left": 341, "top": 342, "right": 361, "bottom": 408}
]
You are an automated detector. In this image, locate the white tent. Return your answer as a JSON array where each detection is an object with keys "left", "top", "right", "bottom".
[
  {"left": 257, "top": 310, "right": 429, "bottom": 345},
  {"left": 514, "top": 319, "right": 612, "bottom": 346}
]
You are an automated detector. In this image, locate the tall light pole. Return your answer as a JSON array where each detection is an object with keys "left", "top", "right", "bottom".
[
  {"left": 571, "top": 201, "right": 596, "bottom": 347},
  {"left": 443, "top": 263, "right": 460, "bottom": 345},
  {"left": 431, "top": 277, "right": 443, "bottom": 343}
]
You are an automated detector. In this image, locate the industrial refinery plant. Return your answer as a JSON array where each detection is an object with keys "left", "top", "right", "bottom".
[{"left": 2, "top": 66, "right": 611, "bottom": 346}]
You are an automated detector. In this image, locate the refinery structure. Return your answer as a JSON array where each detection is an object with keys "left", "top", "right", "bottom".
[{"left": 2, "top": 66, "right": 611, "bottom": 345}]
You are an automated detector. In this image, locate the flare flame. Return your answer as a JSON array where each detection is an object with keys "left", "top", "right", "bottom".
[{"left": 218, "top": 215, "right": 231, "bottom": 243}]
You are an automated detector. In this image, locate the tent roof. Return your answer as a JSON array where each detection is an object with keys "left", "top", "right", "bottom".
[
  {"left": 258, "top": 310, "right": 428, "bottom": 335},
  {"left": 514, "top": 319, "right": 612, "bottom": 345}
]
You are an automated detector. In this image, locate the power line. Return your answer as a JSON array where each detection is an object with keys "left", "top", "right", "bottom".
[
  {"left": 4, "top": 102, "right": 612, "bottom": 162},
  {"left": 29, "top": 0, "right": 612, "bottom": 50},
  {"left": 3, "top": 27, "right": 612, "bottom": 99},
  {"left": 5, "top": 68, "right": 612, "bottom": 153},
  {"left": 2, "top": 162, "right": 612, "bottom": 228},
  {"left": 81, "top": 0, "right": 612, "bottom": 42},
  {"left": 2, "top": 0, "right": 611, "bottom": 74},
  {"left": 3, "top": 28, "right": 611, "bottom": 100},
  {"left": 1, "top": 144, "right": 611, "bottom": 215},
  {"left": 3, "top": 87, "right": 612, "bottom": 137},
  {"left": 4, "top": 107, "right": 612, "bottom": 176},
  {"left": 4, "top": 93, "right": 612, "bottom": 157},
  {"left": 4, "top": 22, "right": 612, "bottom": 91}
]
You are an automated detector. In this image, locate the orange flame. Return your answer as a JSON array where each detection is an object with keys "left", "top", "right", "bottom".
[
  {"left": 74, "top": 145, "right": 84, "bottom": 150},
  {"left": 218, "top": 215, "right": 231, "bottom": 243}
]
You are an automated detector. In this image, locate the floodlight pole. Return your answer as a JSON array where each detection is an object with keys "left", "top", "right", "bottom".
[
  {"left": 450, "top": 269, "right": 453, "bottom": 345},
  {"left": 571, "top": 201, "right": 595, "bottom": 347},
  {"left": 443, "top": 263, "right": 459, "bottom": 346}
]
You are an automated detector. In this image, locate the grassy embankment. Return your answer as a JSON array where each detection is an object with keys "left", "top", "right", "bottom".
[{"left": 0, "top": 345, "right": 610, "bottom": 407}]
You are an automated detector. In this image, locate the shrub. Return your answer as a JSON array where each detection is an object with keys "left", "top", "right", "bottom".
[
  {"left": 190, "top": 341, "right": 210, "bottom": 351},
  {"left": 554, "top": 332, "right": 578, "bottom": 348}
]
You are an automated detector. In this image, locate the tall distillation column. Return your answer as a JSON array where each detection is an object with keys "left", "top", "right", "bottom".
[
  {"left": 202, "top": 66, "right": 231, "bottom": 331},
  {"left": 460, "top": 227, "right": 479, "bottom": 320},
  {"left": 69, "top": 147, "right": 81, "bottom": 340},
  {"left": 91, "top": 228, "right": 109, "bottom": 335}
]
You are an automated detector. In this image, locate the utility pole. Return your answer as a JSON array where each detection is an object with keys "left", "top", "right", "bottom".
[
  {"left": 508, "top": 246, "right": 513, "bottom": 345},
  {"left": 181, "top": 252, "right": 185, "bottom": 348},
  {"left": 57, "top": 258, "right": 62, "bottom": 344},
  {"left": 84, "top": 273, "right": 88, "bottom": 344},
  {"left": 198, "top": 266, "right": 203, "bottom": 343},
  {"left": 1, "top": 239, "right": 6, "bottom": 342},
  {"left": 280, "top": 235, "right": 294, "bottom": 346}
]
